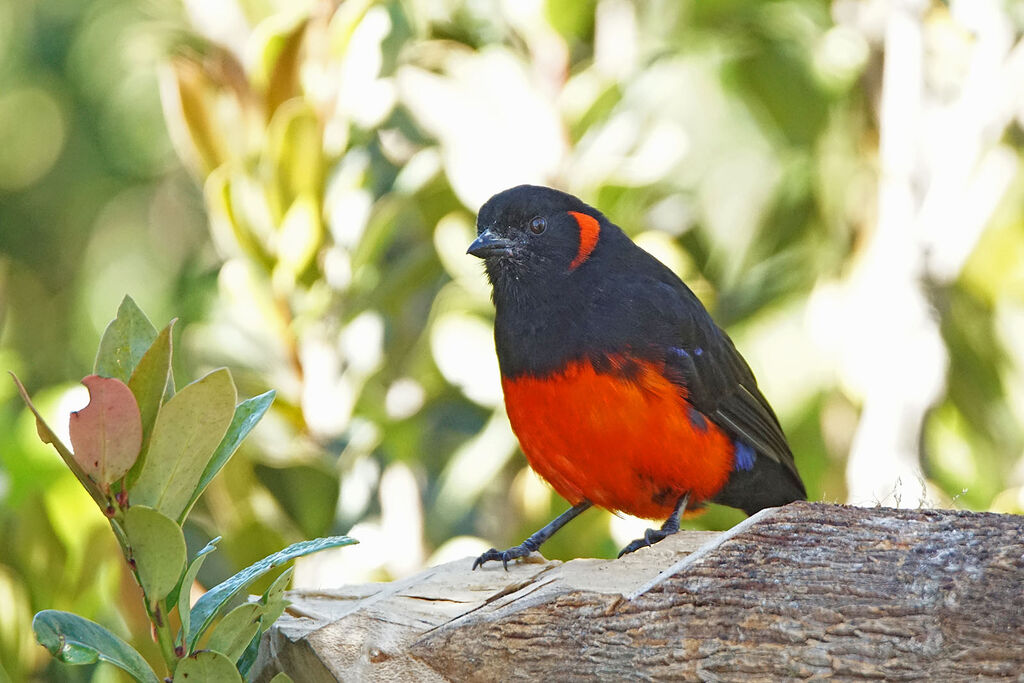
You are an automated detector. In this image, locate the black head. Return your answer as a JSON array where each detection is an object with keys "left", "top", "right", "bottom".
[
  {"left": 468, "top": 185, "right": 700, "bottom": 377},
  {"left": 468, "top": 185, "right": 616, "bottom": 289}
]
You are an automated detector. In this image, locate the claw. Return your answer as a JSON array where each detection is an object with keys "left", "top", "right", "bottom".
[
  {"left": 618, "top": 492, "right": 690, "bottom": 558},
  {"left": 473, "top": 502, "right": 593, "bottom": 570},
  {"left": 617, "top": 528, "right": 672, "bottom": 558},
  {"left": 472, "top": 545, "right": 531, "bottom": 570}
]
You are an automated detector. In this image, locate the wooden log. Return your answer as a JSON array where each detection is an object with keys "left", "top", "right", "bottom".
[{"left": 251, "top": 502, "right": 1024, "bottom": 681}]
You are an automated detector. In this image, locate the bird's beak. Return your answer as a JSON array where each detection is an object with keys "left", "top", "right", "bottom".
[{"left": 467, "top": 228, "right": 513, "bottom": 259}]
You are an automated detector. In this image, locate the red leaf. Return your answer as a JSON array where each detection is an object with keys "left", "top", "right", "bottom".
[{"left": 69, "top": 375, "right": 143, "bottom": 489}]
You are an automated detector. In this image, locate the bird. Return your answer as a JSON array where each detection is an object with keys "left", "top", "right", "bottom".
[{"left": 467, "top": 185, "right": 806, "bottom": 569}]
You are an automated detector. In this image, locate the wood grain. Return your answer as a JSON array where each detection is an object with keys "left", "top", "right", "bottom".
[{"left": 251, "top": 502, "right": 1024, "bottom": 682}]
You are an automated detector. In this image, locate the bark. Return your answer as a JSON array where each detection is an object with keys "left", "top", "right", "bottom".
[{"left": 251, "top": 502, "right": 1024, "bottom": 682}]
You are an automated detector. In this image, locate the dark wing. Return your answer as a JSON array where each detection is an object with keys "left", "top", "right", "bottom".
[
  {"left": 610, "top": 274, "right": 804, "bottom": 494},
  {"left": 667, "top": 320, "right": 801, "bottom": 483}
]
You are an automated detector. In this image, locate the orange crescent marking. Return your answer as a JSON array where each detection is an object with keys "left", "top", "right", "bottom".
[{"left": 568, "top": 211, "right": 600, "bottom": 270}]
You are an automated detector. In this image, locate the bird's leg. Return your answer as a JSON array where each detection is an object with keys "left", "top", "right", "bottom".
[
  {"left": 473, "top": 501, "right": 592, "bottom": 570},
  {"left": 617, "top": 492, "right": 690, "bottom": 558}
]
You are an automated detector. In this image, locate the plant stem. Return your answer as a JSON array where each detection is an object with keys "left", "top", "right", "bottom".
[
  {"left": 127, "top": 555, "right": 179, "bottom": 674},
  {"left": 150, "top": 603, "right": 179, "bottom": 675},
  {"left": 112, "top": 509, "right": 179, "bottom": 674}
]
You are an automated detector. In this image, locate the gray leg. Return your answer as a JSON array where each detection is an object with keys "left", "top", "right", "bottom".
[
  {"left": 473, "top": 501, "right": 593, "bottom": 570},
  {"left": 617, "top": 492, "right": 690, "bottom": 558}
]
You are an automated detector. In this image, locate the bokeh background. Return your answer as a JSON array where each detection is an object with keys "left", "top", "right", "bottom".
[{"left": 2, "top": 0, "right": 1024, "bottom": 679}]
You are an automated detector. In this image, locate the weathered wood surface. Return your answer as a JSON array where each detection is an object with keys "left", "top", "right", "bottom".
[{"left": 251, "top": 502, "right": 1024, "bottom": 682}]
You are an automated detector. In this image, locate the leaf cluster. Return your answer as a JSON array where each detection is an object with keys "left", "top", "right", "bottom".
[{"left": 14, "top": 297, "right": 355, "bottom": 680}]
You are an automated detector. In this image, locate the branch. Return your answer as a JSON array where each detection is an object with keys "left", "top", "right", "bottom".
[{"left": 251, "top": 502, "right": 1024, "bottom": 680}]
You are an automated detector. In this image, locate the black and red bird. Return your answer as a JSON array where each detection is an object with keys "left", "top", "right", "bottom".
[{"left": 467, "top": 185, "right": 805, "bottom": 569}]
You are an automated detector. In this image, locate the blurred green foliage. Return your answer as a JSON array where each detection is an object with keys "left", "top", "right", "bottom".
[{"left": 2, "top": 0, "right": 1023, "bottom": 680}]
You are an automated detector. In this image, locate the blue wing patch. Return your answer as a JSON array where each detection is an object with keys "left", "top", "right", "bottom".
[
  {"left": 687, "top": 406, "right": 708, "bottom": 432},
  {"left": 733, "top": 441, "right": 756, "bottom": 471}
]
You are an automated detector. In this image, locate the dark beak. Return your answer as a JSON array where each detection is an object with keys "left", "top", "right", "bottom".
[{"left": 467, "top": 229, "right": 513, "bottom": 259}]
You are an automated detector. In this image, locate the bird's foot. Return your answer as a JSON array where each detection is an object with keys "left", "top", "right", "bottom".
[
  {"left": 472, "top": 544, "right": 535, "bottom": 571},
  {"left": 617, "top": 527, "right": 676, "bottom": 558}
]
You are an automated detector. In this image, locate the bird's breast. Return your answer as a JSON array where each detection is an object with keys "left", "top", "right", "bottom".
[{"left": 500, "top": 355, "right": 737, "bottom": 520}]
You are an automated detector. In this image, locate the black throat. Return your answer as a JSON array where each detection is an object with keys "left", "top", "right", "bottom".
[{"left": 490, "top": 268, "right": 590, "bottom": 377}]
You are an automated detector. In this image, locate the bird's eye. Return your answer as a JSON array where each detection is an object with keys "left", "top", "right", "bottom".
[{"left": 529, "top": 216, "right": 546, "bottom": 234}]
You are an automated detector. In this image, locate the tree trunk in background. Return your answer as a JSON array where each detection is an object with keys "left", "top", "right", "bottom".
[{"left": 251, "top": 502, "right": 1024, "bottom": 681}]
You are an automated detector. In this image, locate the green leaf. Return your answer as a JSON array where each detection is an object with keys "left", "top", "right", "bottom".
[
  {"left": 68, "top": 375, "right": 142, "bottom": 491},
  {"left": 204, "top": 167, "right": 272, "bottom": 267},
  {"left": 124, "top": 506, "right": 187, "bottom": 605},
  {"left": 131, "top": 368, "right": 237, "bottom": 521},
  {"left": 188, "top": 535, "right": 357, "bottom": 649},
  {"left": 126, "top": 320, "right": 175, "bottom": 485},
  {"left": 173, "top": 537, "right": 220, "bottom": 645},
  {"left": 270, "top": 672, "right": 295, "bottom": 683},
  {"left": 274, "top": 194, "right": 323, "bottom": 286},
  {"left": 206, "top": 602, "right": 262, "bottom": 662},
  {"left": 9, "top": 373, "right": 107, "bottom": 509},
  {"left": 168, "top": 55, "right": 228, "bottom": 174},
  {"left": 33, "top": 610, "right": 160, "bottom": 683},
  {"left": 236, "top": 566, "right": 293, "bottom": 677},
  {"left": 178, "top": 390, "right": 275, "bottom": 525},
  {"left": 545, "top": 0, "right": 597, "bottom": 41},
  {"left": 260, "top": 566, "right": 293, "bottom": 627},
  {"left": 327, "top": 0, "right": 376, "bottom": 55},
  {"left": 236, "top": 630, "right": 263, "bottom": 678},
  {"left": 173, "top": 650, "right": 243, "bottom": 682},
  {"left": 256, "top": 16, "right": 308, "bottom": 118},
  {"left": 94, "top": 296, "right": 158, "bottom": 383},
  {"left": 267, "top": 100, "right": 323, "bottom": 219}
]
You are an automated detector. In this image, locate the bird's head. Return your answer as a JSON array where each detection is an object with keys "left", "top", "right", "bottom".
[{"left": 468, "top": 185, "right": 610, "bottom": 289}]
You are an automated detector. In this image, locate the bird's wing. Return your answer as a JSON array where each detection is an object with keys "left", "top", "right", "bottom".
[{"left": 614, "top": 275, "right": 803, "bottom": 487}]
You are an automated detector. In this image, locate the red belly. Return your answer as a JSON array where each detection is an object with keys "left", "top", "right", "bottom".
[{"left": 501, "top": 357, "right": 735, "bottom": 520}]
